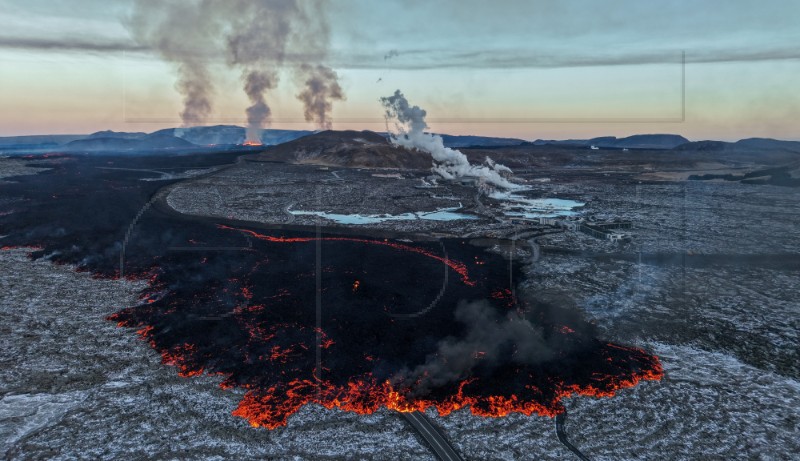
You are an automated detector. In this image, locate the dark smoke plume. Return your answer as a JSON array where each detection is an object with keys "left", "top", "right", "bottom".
[
  {"left": 289, "top": 0, "right": 345, "bottom": 130},
  {"left": 243, "top": 71, "right": 278, "bottom": 141},
  {"left": 222, "top": 0, "right": 299, "bottom": 142},
  {"left": 397, "top": 300, "right": 551, "bottom": 392},
  {"left": 296, "top": 64, "right": 345, "bottom": 130},
  {"left": 129, "top": 0, "right": 344, "bottom": 139},
  {"left": 396, "top": 294, "right": 595, "bottom": 394},
  {"left": 129, "top": 0, "right": 220, "bottom": 126}
]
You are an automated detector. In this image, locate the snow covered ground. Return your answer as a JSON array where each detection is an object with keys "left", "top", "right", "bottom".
[
  {"left": 2, "top": 155, "right": 797, "bottom": 459},
  {"left": 2, "top": 247, "right": 798, "bottom": 460},
  {"left": 0, "top": 248, "right": 436, "bottom": 460}
]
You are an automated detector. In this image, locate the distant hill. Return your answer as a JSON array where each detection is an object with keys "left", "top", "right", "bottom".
[
  {"left": 87, "top": 130, "right": 147, "bottom": 140},
  {"left": 258, "top": 130, "right": 433, "bottom": 169},
  {"left": 152, "top": 125, "right": 244, "bottom": 145},
  {"left": 152, "top": 125, "right": 313, "bottom": 146},
  {"left": 261, "top": 129, "right": 316, "bottom": 145},
  {"left": 613, "top": 134, "right": 689, "bottom": 149},
  {"left": 437, "top": 134, "right": 525, "bottom": 148},
  {"left": 4, "top": 127, "right": 799, "bottom": 156},
  {"left": 734, "top": 138, "right": 800, "bottom": 151},
  {"left": 0, "top": 134, "right": 85, "bottom": 149},
  {"left": 673, "top": 140, "right": 729, "bottom": 152},
  {"left": 531, "top": 134, "right": 688, "bottom": 150},
  {"left": 64, "top": 133, "right": 194, "bottom": 152},
  {"left": 677, "top": 138, "right": 800, "bottom": 153}
]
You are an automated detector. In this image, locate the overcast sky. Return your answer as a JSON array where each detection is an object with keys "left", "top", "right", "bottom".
[{"left": 1, "top": 0, "right": 798, "bottom": 140}]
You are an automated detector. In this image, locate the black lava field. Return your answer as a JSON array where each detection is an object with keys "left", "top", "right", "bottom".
[{"left": 0, "top": 151, "right": 662, "bottom": 428}]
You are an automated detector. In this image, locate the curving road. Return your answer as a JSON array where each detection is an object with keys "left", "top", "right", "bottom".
[
  {"left": 556, "top": 411, "right": 591, "bottom": 461},
  {"left": 402, "top": 412, "right": 465, "bottom": 461}
]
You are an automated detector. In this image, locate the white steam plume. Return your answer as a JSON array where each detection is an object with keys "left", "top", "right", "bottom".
[{"left": 380, "top": 90, "right": 517, "bottom": 189}]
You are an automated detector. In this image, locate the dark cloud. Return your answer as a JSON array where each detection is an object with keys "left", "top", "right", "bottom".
[
  {"left": 332, "top": 47, "right": 800, "bottom": 70},
  {"left": 0, "top": 36, "right": 147, "bottom": 53},
  {"left": 3, "top": 35, "right": 798, "bottom": 71}
]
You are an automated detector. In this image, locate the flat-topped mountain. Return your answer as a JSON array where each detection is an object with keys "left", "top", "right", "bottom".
[
  {"left": 64, "top": 133, "right": 194, "bottom": 152},
  {"left": 151, "top": 125, "right": 314, "bottom": 146},
  {"left": 256, "top": 130, "right": 433, "bottom": 169},
  {"left": 531, "top": 134, "right": 689, "bottom": 150},
  {"left": 677, "top": 137, "right": 800, "bottom": 153}
]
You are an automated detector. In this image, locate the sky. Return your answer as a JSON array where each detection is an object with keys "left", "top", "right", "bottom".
[{"left": 0, "top": 0, "right": 798, "bottom": 140}]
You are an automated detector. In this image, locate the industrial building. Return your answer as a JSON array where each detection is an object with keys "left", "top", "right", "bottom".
[{"left": 579, "top": 220, "right": 633, "bottom": 241}]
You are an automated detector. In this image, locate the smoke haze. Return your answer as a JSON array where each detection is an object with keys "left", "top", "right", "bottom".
[
  {"left": 129, "top": 0, "right": 344, "bottom": 140},
  {"left": 129, "top": 0, "right": 220, "bottom": 126},
  {"left": 399, "top": 300, "right": 554, "bottom": 392},
  {"left": 295, "top": 64, "right": 345, "bottom": 130},
  {"left": 396, "top": 292, "right": 597, "bottom": 394}
]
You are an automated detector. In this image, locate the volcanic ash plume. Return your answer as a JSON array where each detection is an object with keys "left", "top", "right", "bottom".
[
  {"left": 380, "top": 90, "right": 517, "bottom": 189},
  {"left": 130, "top": 0, "right": 345, "bottom": 142},
  {"left": 222, "top": 0, "right": 300, "bottom": 143},
  {"left": 129, "top": 0, "right": 220, "bottom": 126},
  {"left": 243, "top": 70, "right": 277, "bottom": 143},
  {"left": 296, "top": 64, "right": 345, "bottom": 130}
]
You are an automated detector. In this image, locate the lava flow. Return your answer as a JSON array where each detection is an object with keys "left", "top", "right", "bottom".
[
  {"left": 230, "top": 345, "right": 662, "bottom": 429},
  {"left": 0, "top": 154, "right": 663, "bottom": 431},
  {"left": 111, "top": 225, "right": 663, "bottom": 430},
  {"left": 218, "top": 224, "right": 475, "bottom": 285}
]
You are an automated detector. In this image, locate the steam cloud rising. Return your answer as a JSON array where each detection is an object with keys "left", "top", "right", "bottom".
[
  {"left": 380, "top": 90, "right": 516, "bottom": 189},
  {"left": 130, "top": 0, "right": 344, "bottom": 142}
]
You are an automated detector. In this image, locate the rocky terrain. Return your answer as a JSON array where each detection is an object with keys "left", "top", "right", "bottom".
[
  {"left": 1, "top": 140, "right": 798, "bottom": 460},
  {"left": 257, "top": 130, "right": 434, "bottom": 169}
]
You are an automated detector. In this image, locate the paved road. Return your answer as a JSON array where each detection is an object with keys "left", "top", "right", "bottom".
[
  {"left": 283, "top": 202, "right": 296, "bottom": 223},
  {"left": 556, "top": 411, "right": 591, "bottom": 461},
  {"left": 97, "top": 166, "right": 175, "bottom": 180},
  {"left": 402, "top": 412, "right": 465, "bottom": 461}
]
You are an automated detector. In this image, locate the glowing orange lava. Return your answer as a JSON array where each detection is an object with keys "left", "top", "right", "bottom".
[
  {"left": 106, "top": 224, "right": 664, "bottom": 432},
  {"left": 121, "top": 302, "right": 664, "bottom": 430},
  {"left": 218, "top": 224, "right": 476, "bottom": 286},
  {"left": 231, "top": 353, "right": 663, "bottom": 429}
]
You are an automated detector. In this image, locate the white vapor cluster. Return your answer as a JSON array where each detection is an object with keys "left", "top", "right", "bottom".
[
  {"left": 130, "top": 0, "right": 344, "bottom": 142},
  {"left": 380, "top": 90, "right": 516, "bottom": 189}
]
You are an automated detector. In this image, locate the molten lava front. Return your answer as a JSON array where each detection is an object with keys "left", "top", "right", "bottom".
[{"left": 110, "top": 225, "right": 663, "bottom": 429}]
